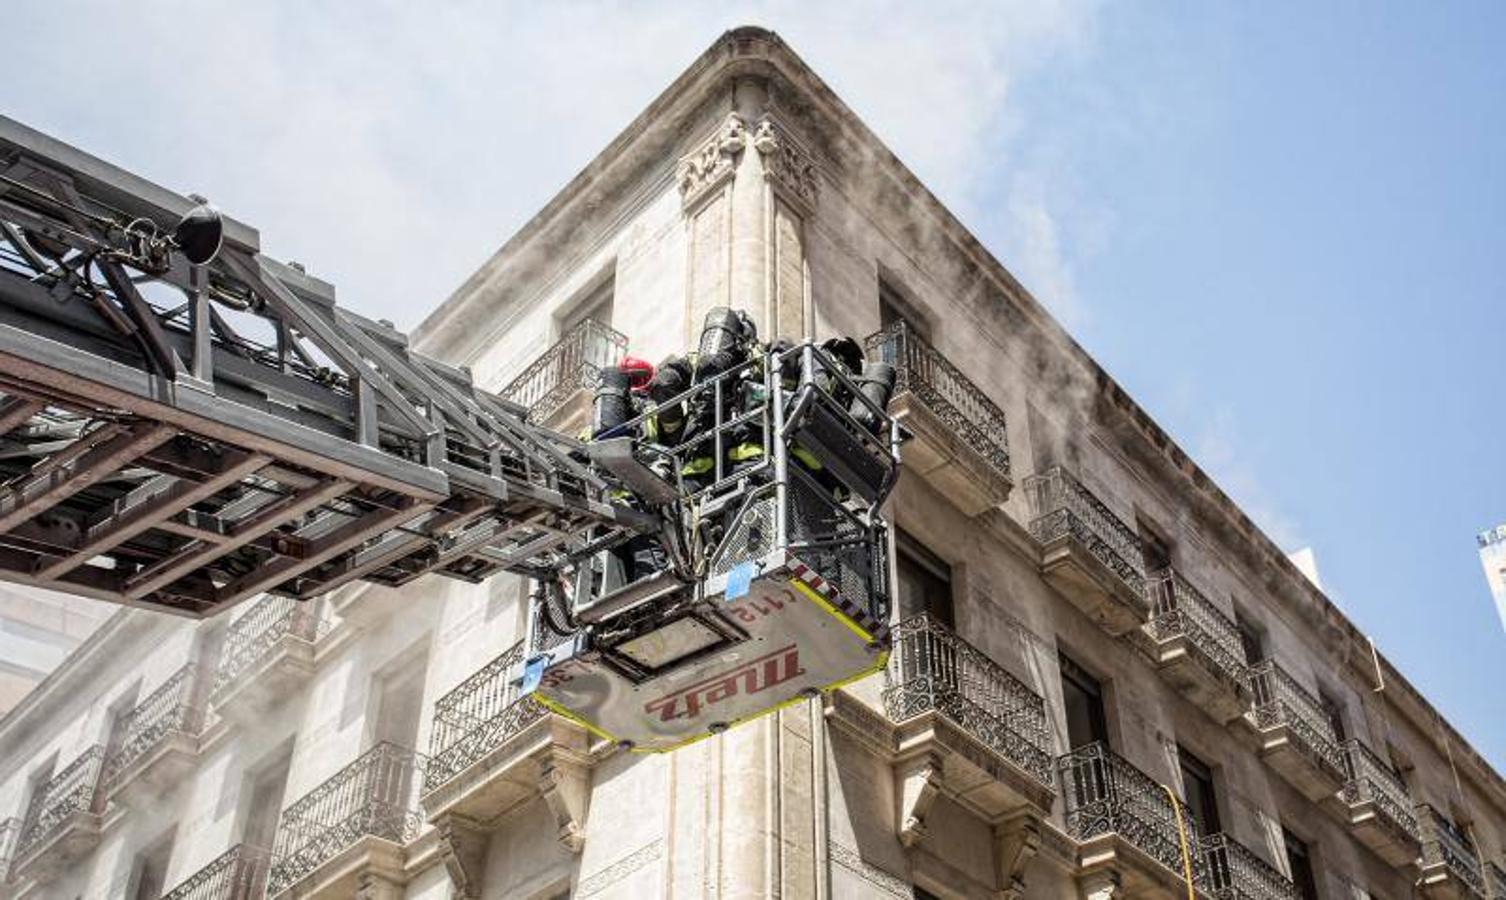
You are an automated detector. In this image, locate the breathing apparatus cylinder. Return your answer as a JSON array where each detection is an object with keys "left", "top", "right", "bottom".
[
  {"left": 695, "top": 307, "right": 752, "bottom": 380},
  {"left": 592, "top": 366, "right": 633, "bottom": 438},
  {"left": 647, "top": 356, "right": 692, "bottom": 441},
  {"left": 849, "top": 361, "right": 897, "bottom": 432}
]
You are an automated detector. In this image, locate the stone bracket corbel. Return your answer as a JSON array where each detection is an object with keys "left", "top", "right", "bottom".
[
  {"left": 435, "top": 812, "right": 488, "bottom": 900},
  {"left": 538, "top": 747, "right": 591, "bottom": 853},
  {"left": 895, "top": 749, "right": 946, "bottom": 848},
  {"left": 993, "top": 813, "right": 1043, "bottom": 900}
]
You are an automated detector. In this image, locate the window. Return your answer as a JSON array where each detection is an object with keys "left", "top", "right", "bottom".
[
  {"left": 559, "top": 278, "right": 613, "bottom": 334},
  {"left": 1234, "top": 611, "right": 1265, "bottom": 664},
  {"left": 129, "top": 828, "right": 175, "bottom": 900},
  {"left": 371, "top": 649, "right": 429, "bottom": 751},
  {"left": 1177, "top": 747, "right": 1221, "bottom": 837},
  {"left": 1138, "top": 519, "right": 1172, "bottom": 574},
  {"left": 1059, "top": 653, "right": 1109, "bottom": 749},
  {"left": 879, "top": 281, "right": 929, "bottom": 340},
  {"left": 241, "top": 748, "right": 292, "bottom": 851},
  {"left": 1320, "top": 693, "right": 1347, "bottom": 743},
  {"left": 1283, "top": 827, "right": 1320, "bottom": 900},
  {"left": 896, "top": 530, "right": 953, "bottom": 628}
]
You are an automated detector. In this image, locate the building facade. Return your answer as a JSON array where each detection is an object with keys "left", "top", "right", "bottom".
[
  {"left": 1477, "top": 527, "right": 1506, "bottom": 635},
  {"left": 0, "top": 584, "right": 110, "bottom": 717},
  {"left": 1, "top": 26, "right": 1503, "bottom": 900}
]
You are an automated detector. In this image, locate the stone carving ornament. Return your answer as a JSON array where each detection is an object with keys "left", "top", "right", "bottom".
[
  {"left": 677, "top": 112, "right": 747, "bottom": 208},
  {"left": 751, "top": 117, "right": 820, "bottom": 210}
]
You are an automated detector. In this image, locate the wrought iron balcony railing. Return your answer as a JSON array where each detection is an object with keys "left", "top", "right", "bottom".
[
  {"left": 0, "top": 815, "right": 20, "bottom": 881},
  {"left": 214, "top": 595, "right": 326, "bottom": 694},
  {"left": 1247, "top": 659, "right": 1345, "bottom": 779},
  {"left": 864, "top": 321, "right": 1011, "bottom": 482},
  {"left": 500, "top": 319, "right": 627, "bottom": 422},
  {"left": 162, "top": 844, "right": 272, "bottom": 900},
  {"left": 1024, "top": 466, "right": 1145, "bottom": 596},
  {"left": 1203, "top": 832, "right": 1299, "bottom": 900},
  {"left": 1059, "top": 741, "right": 1206, "bottom": 886},
  {"left": 1487, "top": 861, "right": 1506, "bottom": 900},
  {"left": 1340, "top": 740, "right": 1418, "bottom": 839},
  {"left": 426, "top": 642, "right": 546, "bottom": 791},
  {"left": 1418, "top": 803, "right": 1486, "bottom": 898},
  {"left": 104, "top": 663, "right": 205, "bottom": 784},
  {"left": 267, "top": 742, "right": 427, "bottom": 896},
  {"left": 13, "top": 746, "right": 105, "bottom": 861},
  {"left": 882, "top": 614, "right": 1053, "bottom": 785},
  {"left": 1146, "top": 568, "right": 1249, "bottom": 684}
]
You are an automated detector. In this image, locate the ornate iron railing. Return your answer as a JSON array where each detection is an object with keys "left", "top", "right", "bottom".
[
  {"left": 881, "top": 614, "right": 1053, "bottom": 786},
  {"left": 104, "top": 663, "right": 205, "bottom": 784},
  {"left": 1023, "top": 466, "right": 1145, "bottom": 596},
  {"left": 864, "top": 321, "right": 1011, "bottom": 481},
  {"left": 213, "top": 595, "right": 326, "bottom": 695},
  {"left": 162, "top": 843, "right": 272, "bottom": 900},
  {"left": 267, "top": 742, "right": 427, "bottom": 896},
  {"left": 1340, "top": 740, "right": 1418, "bottom": 841},
  {"left": 0, "top": 815, "right": 20, "bottom": 882},
  {"left": 1059, "top": 742, "right": 1206, "bottom": 886},
  {"left": 14, "top": 746, "right": 105, "bottom": 861},
  {"left": 500, "top": 319, "right": 627, "bottom": 422},
  {"left": 425, "top": 642, "right": 546, "bottom": 791},
  {"left": 1418, "top": 803, "right": 1485, "bottom": 898},
  {"left": 1246, "top": 659, "right": 1345, "bottom": 781},
  {"left": 1487, "top": 861, "right": 1506, "bottom": 900},
  {"left": 1145, "top": 568, "right": 1248, "bottom": 689},
  {"left": 1203, "top": 832, "right": 1298, "bottom": 900}
]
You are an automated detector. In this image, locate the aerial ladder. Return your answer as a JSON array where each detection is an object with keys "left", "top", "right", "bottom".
[{"left": 0, "top": 115, "right": 902, "bottom": 752}]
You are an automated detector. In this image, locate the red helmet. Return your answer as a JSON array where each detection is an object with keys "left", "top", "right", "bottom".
[{"left": 619, "top": 355, "right": 655, "bottom": 392}]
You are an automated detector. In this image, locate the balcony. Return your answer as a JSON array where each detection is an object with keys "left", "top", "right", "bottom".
[
  {"left": 1339, "top": 740, "right": 1420, "bottom": 866},
  {"left": 1486, "top": 862, "right": 1505, "bottom": 900},
  {"left": 864, "top": 322, "right": 1012, "bottom": 515},
  {"left": 103, "top": 663, "right": 206, "bottom": 807},
  {"left": 0, "top": 816, "right": 19, "bottom": 888},
  {"left": 1142, "top": 569, "right": 1251, "bottom": 723},
  {"left": 9, "top": 746, "right": 106, "bottom": 885},
  {"left": 1203, "top": 832, "right": 1299, "bottom": 900},
  {"left": 1059, "top": 742, "right": 1207, "bottom": 897},
  {"left": 1024, "top": 467, "right": 1149, "bottom": 636},
  {"left": 421, "top": 642, "right": 593, "bottom": 896},
  {"left": 827, "top": 615, "right": 1054, "bottom": 848},
  {"left": 162, "top": 844, "right": 272, "bottom": 900},
  {"left": 500, "top": 319, "right": 627, "bottom": 427},
  {"left": 1246, "top": 660, "right": 1346, "bottom": 802},
  {"left": 211, "top": 596, "right": 328, "bottom": 723},
  {"left": 1417, "top": 804, "right": 1485, "bottom": 900},
  {"left": 267, "top": 742, "right": 427, "bottom": 899}
]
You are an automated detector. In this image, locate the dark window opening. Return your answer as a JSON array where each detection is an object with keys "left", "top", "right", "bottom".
[
  {"left": 560, "top": 278, "right": 614, "bottom": 334},
  {"left": 1177, "top": 747, "right": 1221, "bottom": 837},
  {"left": 1320, "top": 694, "right": 1348, "bottom": 743},
  {"left": 1284, "top": 827, "right": 1320, "bottom": 900},
  {"left": 896, "top": 530, "right": 953, "bottom": 628},
  {"left": 1235, "top": 612, "right": 1265, "bottom": 664},
  {"left": 130, "top": 829, "right": 175, "bottom": 900},
  {"left": 880, "top": 281, "right": 929, "bottom": 340},
  {"left": 1059, "top": 653, "right": 1109, "bottom": 749},
  {"left": 1138, "top": 520, "right": 1172, "bottom": 574},
  {"left": 242, "top": 750, "right": 292, "bottom": 851}
]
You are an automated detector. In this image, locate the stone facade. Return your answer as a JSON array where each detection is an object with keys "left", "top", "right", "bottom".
[{"left": 0, "top": 25, "right": 1503, "bottom": 900}]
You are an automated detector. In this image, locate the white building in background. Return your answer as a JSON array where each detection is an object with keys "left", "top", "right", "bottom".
[
  {"left": 0, "top": 586, "right": 110, "bottom": 716},
  {"left": 1478, "top": 525, "right": 1506, "bottom": 634},
  {"left": 0, "top": 25, "right": 1504, "bottom": 900}
]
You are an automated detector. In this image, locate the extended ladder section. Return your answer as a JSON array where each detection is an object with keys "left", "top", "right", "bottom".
[{"left": 0, "top": 116, "right": 650, "bottom": 617}]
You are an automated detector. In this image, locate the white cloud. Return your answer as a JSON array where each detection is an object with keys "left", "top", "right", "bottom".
[{"left": 6, "top": 1, "right": 1099, "bottom": 330}]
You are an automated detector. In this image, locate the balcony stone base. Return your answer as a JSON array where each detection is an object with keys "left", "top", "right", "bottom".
[
  {"left": 9, "top": 811, "right": 103, "bottom": 886},
  {"left": 1038, "top": 537, "right": 1149, "bottom": 637},
  {"left": 210, "top": 635, "right": 317, "bottom": 724},
  {"left": 270, "top": 835, "right": 406, "bottom": 900},
  {"left": 106, "top": 731, "right": 199, "bottom": 808},
  {"left": 825, "top": 690, "right": 1054, "bottom": 850},
  {"left": 1074, "top": 832, "right": 1197, "bottom": 900},
  {"left": 1417, "top": 863, "right": 1478, "bottom": 900},
  {"left": 1346, "top": 800, "right": 1421, "bottom": 868},
  {"left": 422, "top": 714, "right": 594, "bottom": 853},
  {"left": 1148, "top": 634, "right": 1250, "bottom": 724},
  {"left": 1254, "top": 723, "right": 1345, "bottom": 803},
  {"left": 889, "top": 393, "right": 1011, "bottom": 516}
]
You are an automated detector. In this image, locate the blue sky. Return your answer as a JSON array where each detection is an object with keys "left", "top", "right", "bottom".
[{"left": 7, "top": 3, "right": 1502, "bottom": 765}]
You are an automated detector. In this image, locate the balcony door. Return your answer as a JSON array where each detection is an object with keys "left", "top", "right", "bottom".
[
  {"left": 559, "top": 278, "right": 614, "bottom": 336},
  {"left": 1283, "top": 827, "right": 1320, "bottom": 900},
  {"left": 1177, "top": 747, "right": 1220, "bottom": 837},
  {"left": 242, "top": 749, "right": 291, "bottom": 852},
  {"left": 895, "top": 530, "right": 953, "bottom": 628},
  {"left": 1059, "top": 653, "right": 1108, "bottom": 750}
]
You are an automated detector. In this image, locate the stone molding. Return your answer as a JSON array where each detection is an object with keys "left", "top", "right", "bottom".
[
  {"left": 751, "top": 116, "right": 819, "bottom": 213},
  {"left": 676, "top": 111, "right": 746, "bottom": 210},
  {"left": 575, "top": 839, "right": 663, "bottom": 897}
]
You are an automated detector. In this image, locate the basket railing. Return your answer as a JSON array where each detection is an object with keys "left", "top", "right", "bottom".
[
  {"left": 267, "top": 742, "right": 427, "bottom": 895},
  {"left": 1246, "top": 660, "right": 1345, "bottom": 780},
  {"left": 213, "top": 596, "right": 326, "bottom": 694},
  {"left": 1145, "top": 568, "right": 1249, "bottom": 689},
  {"left": 104, "top": 663, "right": 206, "bottom": 783},
  {"left": 1339, "top": 740, "right": 1418, "bottom": 841},
  {"left": 864, "top": 321, "right": 1011, "bottom": 481},
  {"left": 1024, "top": 466, "right": 1145, "bottom": 597},
  {"left": 881, "top": 614, "right": 1053, "bottom": 786},
  {"left": 500, "top": 319, "right": 627, "bottom": 421},
  {"left": 161, "top": 843, "right": 272, "bottom": 900},
  {"left": 0, "top": 816, "right": 20, "bottom": 882},
  {"left": 1418, "top": 803, "right": 1485, "bottom": 898},
  {"left": 1202, "top": 832, "right": 1299, "bottom": 900},
  {"left": 425, "top": 642, "right": 546, "bottom": 790},
  {"left": 14, "top": 746, "right": 106, "bottom": 860}
]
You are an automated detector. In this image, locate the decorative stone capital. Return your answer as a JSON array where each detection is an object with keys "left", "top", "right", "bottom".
[
  {"left": 537, "top": 749, "right": 590, "bottom": 853},
  {"left": 677, "top": 112, "right": 747, "bottom": 209},
  {"left": 435, "top": 813, "right": 488, "bottom": 900},
  {"left": 896, "top": 750, "right": 946, "bottom": 848},
  {"left": 751, "top": 117, "right": 819, "bottom": 212}
]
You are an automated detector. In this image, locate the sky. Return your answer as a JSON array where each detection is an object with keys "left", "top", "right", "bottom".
[{"left": 5, "top": 3, "right": 1503, "bottom": 766}]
